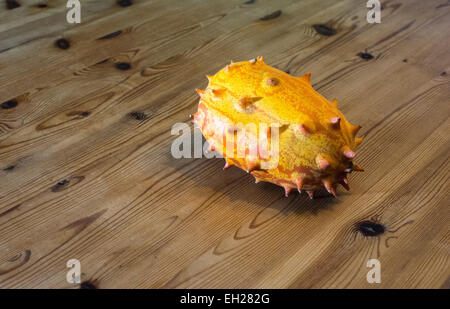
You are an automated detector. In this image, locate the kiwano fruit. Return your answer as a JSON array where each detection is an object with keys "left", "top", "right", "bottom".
[{"left": 192, "top": 57, "right": 364, "bottom": 199}]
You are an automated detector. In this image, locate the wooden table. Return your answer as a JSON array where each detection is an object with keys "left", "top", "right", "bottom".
[{"left": 0, "top": 0, "right": 448, "bottom": 289}]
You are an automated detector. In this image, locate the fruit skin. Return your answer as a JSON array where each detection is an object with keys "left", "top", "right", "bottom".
[{"left": 192, "top": 57, "right": 364, "bottom": 198}]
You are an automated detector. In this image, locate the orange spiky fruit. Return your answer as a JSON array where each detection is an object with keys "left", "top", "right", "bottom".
[{"left": 192, "top": 57, "right": 364, "bottom": 198}]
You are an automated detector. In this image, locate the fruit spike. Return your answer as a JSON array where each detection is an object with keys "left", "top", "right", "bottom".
[
  {"left": 342, "top": 146, "right": 356, "bottom": 159},
  {"left": 294, "top": 124, "right": 310, "bottom": 136},
  {"left": 295, "top": 177, "right": 304, "bottom": 192},
  {"left": 246, "top": 159, "right": 259, "bottom": 173},
  {"left": 330, "top": 117, "right": 341, "bottom": 126},
  {"left": 322, "top": 179, "right": 337, "bottom": 197},
  {"left": 355, "top": 137, "right": 364, "bottom": 147},
  {"left": 284, "top": 186, "right": 293, "bottom": 197},
  {"left": 353, "top": 163, "right": 364, "bottom": 172},
  {"left": 196, "top": 89, "right": 205, "bottom": 97},
  {"left": 194, "top": 58, "right": 364, "bottom": 198},
  {"left": 340, "top": 176, "right": 350, "bottom": 191},
  {"left": 315, "top": 154, "right": 331, "bottom": 170},
  {"left": 207, "top": 144, "right": 216, "bottom": 152},
  {"left": 298, "top": 72, "right": 311, "bottom": 84}
]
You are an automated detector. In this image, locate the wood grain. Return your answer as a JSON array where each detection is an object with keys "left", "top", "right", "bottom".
[{"left": 0, "top": 0, "right": 449, "bottom": 289}]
